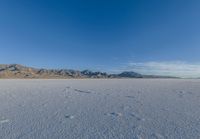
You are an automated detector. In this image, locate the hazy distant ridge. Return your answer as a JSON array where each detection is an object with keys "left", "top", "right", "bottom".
[{"left": 0, "top": 64, "right": 178, "bottom": 79}]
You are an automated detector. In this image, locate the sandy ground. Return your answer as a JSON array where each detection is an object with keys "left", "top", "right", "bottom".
[{"left": 0, "top": 79, "right": 200, "bottom": 139}]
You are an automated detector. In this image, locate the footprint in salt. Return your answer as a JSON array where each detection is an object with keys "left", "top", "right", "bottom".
[
  {"left": 130, "top": 112, "right": 145, "bottom": 121},
  {"left": 0, "top": 117, "right": 9, "bottom": 124},
  {"left": 63, "top": 86, "right": 72, "bottom": 99},
  {"left": 74, "top": 89, "right": 92, "bottom": 94},
  {"left": 126, "top": 96, "right": 135, "bottom": 99},
  {"left": 105, "top": 112, "right": 123, "bottom": 117},
  {"left": 63, "top": 86, "right": 71, "bottom": 92},
  {"left": 65, "top": 115, "right": 75, "bottom": 119},
  {"left": 175, "top": 90, "right": 185, "bottom": 98}
]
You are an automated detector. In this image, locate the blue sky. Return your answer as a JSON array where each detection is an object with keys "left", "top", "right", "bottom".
[{"left": 0, "top": 0, "right": 200, "bottom": 77}]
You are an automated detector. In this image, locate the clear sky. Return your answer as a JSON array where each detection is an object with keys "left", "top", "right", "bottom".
[{"left": 0, "top": 0, "right": 200, "bottom": 77}]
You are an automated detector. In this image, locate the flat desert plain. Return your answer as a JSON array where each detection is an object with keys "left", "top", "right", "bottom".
[{"left": 0, "top": 79, "right": 200, "bottom": 139}]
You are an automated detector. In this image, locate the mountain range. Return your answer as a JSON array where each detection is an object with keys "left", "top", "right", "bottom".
[{"left": 0, "top": 64, "right": 178, "bottom": 79}]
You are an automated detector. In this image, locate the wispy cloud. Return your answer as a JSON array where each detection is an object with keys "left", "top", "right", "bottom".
[{"left": 119, "top": 61, "right": 200, "bottom": 78}]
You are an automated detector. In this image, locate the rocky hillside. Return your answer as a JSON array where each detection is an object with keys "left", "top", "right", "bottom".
[
  {"left": 0, "top": 64, "right": 178, "bottom": 79},
  {"left": 0, "top": 64, "right": 112, "bottom": 78}
]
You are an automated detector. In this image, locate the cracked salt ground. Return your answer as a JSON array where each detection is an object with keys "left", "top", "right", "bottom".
[{"left": 0, "top": 79, "right": 200, "bottom": 139}]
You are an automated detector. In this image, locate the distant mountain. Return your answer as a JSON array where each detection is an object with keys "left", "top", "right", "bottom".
[
  {"left": 142, "top": 75, "right": 179, "bottom": 78},
  {"left": 117, "top": 71, "right": 143, "bottom": 78},
  {"left": 0, "top": 64, "right": 178, "bottom": 79}
]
